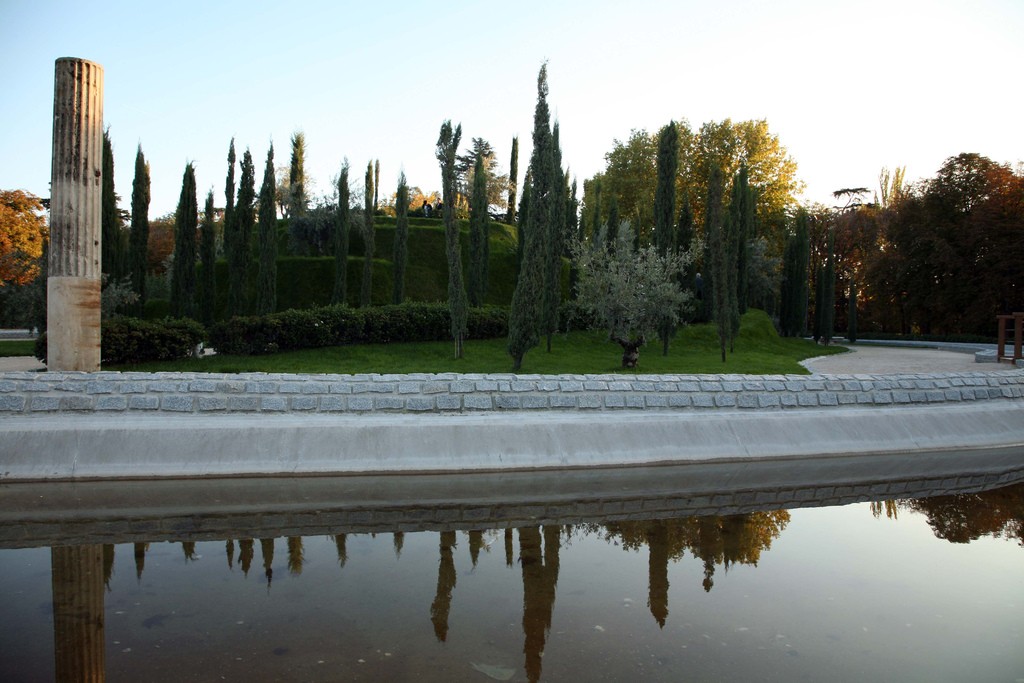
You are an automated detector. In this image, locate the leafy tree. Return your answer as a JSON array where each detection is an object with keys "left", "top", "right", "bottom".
[
  {"left": 393, "top": 170, "right": 410, "bottom": 305},
  {"left": 506, "top": 136, "right": 519, "bottom": 224},
  {"left": 437, "top": 120, "right": 468, "bottom": 358},
  {"left": 675, "top": 192, "right": 699, "bottom": 321},
  {"left": 566, "top": 177, "right": 580, "bottom": 300},
  {"left": 779, "top": 209, "right": 810, "bottom": 337},
  {"left": 198, "top": 190, "right": 216, "bottom": 325},
  {"left": 847, "top": 278, "right": 858, "bottom": 342},
  {"left": 169, "top": 163, "right": 197, "bottom": 318},
  {"left": 572, "top": 222, "right": 695, "bottom": 368},
  {"left": 457, "top": 138, "right": 509, "bottom": 211},
  {"left": 333, "top": 162, "right": 351, "bottom": 305},
  {"left": 467, "top": 154, "right": 489, "bottom": 307},
  {"left": 257, "top": 144, "right": 277, "bottom": 314},
  {"left": 0, "top": 190, "right": 46, "bottom": 286},
  {"left": 287, "top": 131, "right": 307, "bottom": 218},
  {"left": 605, "top": 195, "right": 620, "bottom": 253},
  {"left": 508, "top": 63, "right": 555, "bottom": 371},
  {"left": 360, "top": 160, "right": 375, "bottom": 307},
  {"left": 127, "top": 145, "right": 150, "bottom": 314}
]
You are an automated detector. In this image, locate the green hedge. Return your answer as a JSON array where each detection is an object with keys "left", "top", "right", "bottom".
[
  {"left": 208, "top": 302, "right": 509, "bottom": 355},
  {"left": 34, "top": 317, "right": 205, "bottom": 365}
]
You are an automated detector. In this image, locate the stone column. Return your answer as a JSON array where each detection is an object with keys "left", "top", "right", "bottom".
[{"left": 48, "top": 58, "right": 104, "bottom": 371}]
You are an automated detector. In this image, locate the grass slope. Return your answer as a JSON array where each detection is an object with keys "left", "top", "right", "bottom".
[{"left": 116, "top": 310, "right": 844, "bottom": 375}]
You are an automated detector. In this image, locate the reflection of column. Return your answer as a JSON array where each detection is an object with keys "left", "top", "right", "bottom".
[
  {"left": 504, "top": 529, "right": 514, "bottom": 567},
  {"left": 520, "top": 526, "right": 560, "bottom": 683},
  {"left": 51, "top": 545, "right": 105, "bottom": 682},
  {"left": 647, "top": 523, "right": 669, "bottom": 628},
  {"left": 48, "top": 58, "right": 103, "bottom": 371},
  {"left": 430, "top": 531, "right": 457, "bottom": 642}
]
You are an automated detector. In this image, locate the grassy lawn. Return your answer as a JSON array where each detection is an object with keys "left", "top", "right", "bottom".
[
  {"left": 113, "top": 311, "right": 846, "bottom": 375},
  {"left": 0, "top": 339, "right": 35, "bottom": 357}
]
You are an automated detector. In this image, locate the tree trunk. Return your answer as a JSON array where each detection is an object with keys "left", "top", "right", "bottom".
[{"left": 614, "top": 335, "right": 645, "bottom": 368}]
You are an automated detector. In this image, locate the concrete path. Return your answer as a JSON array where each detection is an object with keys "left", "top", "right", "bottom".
[{"left": 801, "top": 344, "right": 1015, "bottom": 374}]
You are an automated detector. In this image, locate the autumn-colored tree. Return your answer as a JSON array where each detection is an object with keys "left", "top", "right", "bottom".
[{"left": 0, "top": 190, "right": 47, "bottom": 286}]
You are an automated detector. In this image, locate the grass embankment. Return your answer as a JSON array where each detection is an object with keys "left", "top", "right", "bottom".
[
  {"left": 114, "top": 310, "right": 844, "bottom": 375},
  {"left": 0, "top": 340, "right": 35, "bottom": 357}
]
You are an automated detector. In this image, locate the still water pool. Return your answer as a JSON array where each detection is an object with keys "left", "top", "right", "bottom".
[{"left": 1, "top": 476, "right": 1021, "bottom": 682}]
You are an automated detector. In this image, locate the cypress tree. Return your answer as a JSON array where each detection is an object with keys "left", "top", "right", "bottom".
[
  {"left": 542, "top": 121, "right": 565, "bottom": 352},
  {"left": 256, "top": 144, "right": 277, "bottom": 314},
  {"left": 468, "top": 153, "right": 489, "bottom": 307},
  {"left": 731, "top": 165, "right": 754, "bottom": 315},
  {"left": 653, "top": 121, "right": 679, "bottom": 257},
  {"left": 505, "top": 136, "right": 519, "bottom": 224},
  {"left": 605, "top": 195, "right": 620, "bottom": 253},
  {"left": 231, "top": 149, "right": 256, "bottom": 316},
  {"left": 705, "top": 163, "right": 729, "bottom": 362},
  {"left": 198, "top": 190, "right": 216, "bottom": 325},
  {"left": 813, "top": 262, "right": 825, "bottom": 343},
  {"left": 170, "top": 163, "right": 198, "bottom": 319},
  {"left": 287, "top": 131, "right": 307, "bottom": 219},
  {"left": 848, "top": 278, "right": 858, "bottom": 343},
  {"left": 373, "top": 159, "right": 380, "bottom": 216},
  {"left": 515, "top": 169, "right": 532, "bottom": 275},
  {"left": 101, "top": 128, "right": 125, "bottom": 281},
  {"left": 780, "top": 208, "right": 811, "bottom": 337},
  {"left": 567, "top": 177, "right": 580, "bottom": 300},
  {"left": 332, "top": 162, "right": 351, "bottom": 305},
  {"left": 128, "top": 144, "right": 150, "bottom": 315},
  {"left": 508, "top": 63, "right": 555, "bottom": 371},
  {"left": 393, "top": 170, "right": 410, "bottom": 305},
  {"left": 223, "top": 140, "right": 240, "bottom": 316},
  {"left": 591, "top": 179, "right": 602, "bottom": 242},
  {"left": 360, "top": 160, "right": 375, "bottom": 307},
  {"left": 436, "top": 120, "right": 468, "bottom": 358},
  {"left": 821, "top": 227, "right": 836, "bottom": 345},
  {"left": 654, "top": 121, "right": 679, "bottom": 355}
]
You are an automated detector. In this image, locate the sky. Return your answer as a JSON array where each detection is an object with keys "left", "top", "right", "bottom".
[{"left": 2, "top": 0, "right": 1022, "bottom": 218}]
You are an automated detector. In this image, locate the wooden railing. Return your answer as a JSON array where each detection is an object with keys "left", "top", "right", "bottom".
[{"left": 996, "top": 312, "right": 1024, "bottom": 363}]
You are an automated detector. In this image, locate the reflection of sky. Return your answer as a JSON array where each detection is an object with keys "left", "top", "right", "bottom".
[{"left": 0, "top": 501, "right": 1020, "bottom": 682}]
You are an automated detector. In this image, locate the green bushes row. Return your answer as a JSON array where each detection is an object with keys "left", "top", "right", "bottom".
[
  {"left": 34, "top": 317, "right": 205, "bottom": 365},
  {"left": 208, "top": 302, "right": 510, "bottom": 355}
]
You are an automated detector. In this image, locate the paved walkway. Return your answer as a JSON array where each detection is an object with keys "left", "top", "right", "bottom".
[{"left": 800, "top": 344, "right": 1015, "bottom": 374}]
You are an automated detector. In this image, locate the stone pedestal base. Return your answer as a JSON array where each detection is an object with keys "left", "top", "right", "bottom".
[{"left": 47, "top": 276, "right": 101, "bottom": 371}]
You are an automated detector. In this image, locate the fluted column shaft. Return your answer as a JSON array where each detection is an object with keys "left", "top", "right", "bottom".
[{"left": 48, "top": 57, "right": 104, "bottom": 371}]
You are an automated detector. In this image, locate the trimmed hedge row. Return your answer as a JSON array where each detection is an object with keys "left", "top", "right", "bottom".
[
  {"left": 34, "top": 317, "right": 205, "bottom": 365},
  {"left": 208, "top": 302, "right": 510, "bottom": 355}
]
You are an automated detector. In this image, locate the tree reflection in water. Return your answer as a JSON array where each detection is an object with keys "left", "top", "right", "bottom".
[{"left": 61, "top": 483, "right": 1019, "bottom": 681}]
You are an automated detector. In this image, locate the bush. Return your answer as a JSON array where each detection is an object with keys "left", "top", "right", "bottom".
[
  {"left": 208, "top": 302, "right": 510, "bottom": 355},
  {"left": 34, "top": 317, "right": 205, "bottom": 365}
]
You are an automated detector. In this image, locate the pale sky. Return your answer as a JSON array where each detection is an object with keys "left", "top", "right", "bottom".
[{"left": 2, "top": 0, "right": 1021, "bottom": 218}]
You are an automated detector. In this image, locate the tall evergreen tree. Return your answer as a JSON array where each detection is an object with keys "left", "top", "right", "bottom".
[
  {"left": 505, "top": 136, "right": 519, "bottom": 224},
  {"left": 101, "top": 128, "right": 125, "bottom": 281},
  {"left": 332, "top": 162, "right": 351, "bottom": 305},
  {"left": 128, "top": 144, "right": 150, "bottom": 315},
  {"left": 287, "top": 131, "right": 307, "bottom": 219},
  {"left": 542, "top": 121, "right": 565, "bottom": 352},
  {"left": 223, "top": 140, "right": 239, "bottom": 315},
  {"left": 516, "top": 169, "right": 532, "bottom": 275},
  {"left": 705, "top": 163, "right": 729, "bottom": 362},
  {"left": 257, "top": 145, "right": 277, "bottom": 314},
  {"left": 779, "top": 209, "right": 810, "bottom": 337},
  {"left": 437, "top": 120, "right": 468, "bottom": 358},
  {"left": 360, "top": 160, "right": 375, "bottom": 307},
  {"left": 373, "top": 159, "right": 380, "bottom": 215},
  {"left": 731, "top": 165, "right": 754, "bottom": 314},
  {"left": 199, "top": 190, "right": 216, "bottom": 325},
  {"left": 170, "top": 163, "right": 198, "bottom": 319},
  {"left": 393, "top": 171, "right": 410, "bottom": 305},
  {"left": 821, "top": 226, "right": 836, "bottom": 345},
  {"left": 468, "top": 153, "right": 489, "bottom": 307},
  {"left": 848, "top": 278, "right": 858, "bottom": 343},
  {"left": 230, "top": 149, "right": 256, "bottom": 316},
  {"left": 654, "top": 121, "right": 679, "bottom": 354},
  {"left": 508, "top": 63, "right": 555, "bottom": 371},
  {"left": 653, "top": 121, "right": 679, "bottom": 257},
  {"left": 567, "top": 177, "right": 580, "bottom": 300},
  {"left": 605, "top": 195, "right": 620, "bottom": 253}
]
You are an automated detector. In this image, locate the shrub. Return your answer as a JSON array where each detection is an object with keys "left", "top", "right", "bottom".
[
  {"left": 208, "top": 302, "right": 510, "bottom": 355},
  {"left": 34, "top": 317, "right": 205, "bottom": 365}
]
